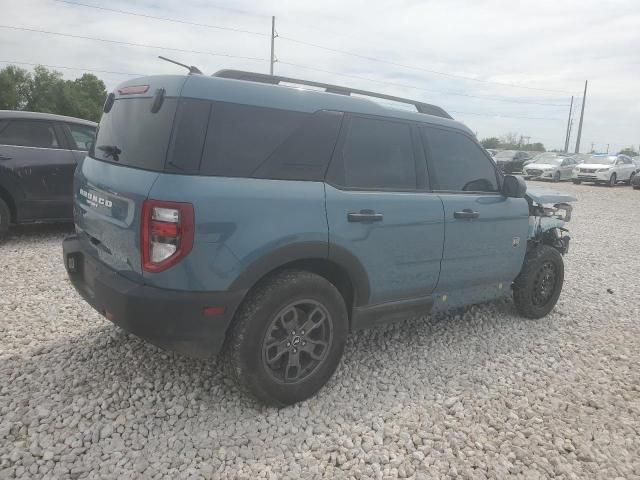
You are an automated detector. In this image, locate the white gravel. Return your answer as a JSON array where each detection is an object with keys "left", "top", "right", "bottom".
[{"left": 1, "top": 182, "right": 640, "bottom": 479}]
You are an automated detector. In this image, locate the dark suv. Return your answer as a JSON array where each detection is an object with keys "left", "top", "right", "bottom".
[
  {"left": 493, "top": 150, "right": 532, "bottom": 174},
  {"left": 0, "top": 111, "right": 97, "bottom": 239},
  {"left": 63, "top": 71, "right": 575, "bottom": 406}
]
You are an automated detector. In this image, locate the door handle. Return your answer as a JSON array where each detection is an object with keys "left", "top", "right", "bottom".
[
  {"left": 454, "top": 209, "right": 480, "bottom": 220},
  {"left": 347, "top": 210, "right": 383, "bottom": 223}
]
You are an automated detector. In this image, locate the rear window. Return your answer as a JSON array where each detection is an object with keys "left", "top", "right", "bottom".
[
  {"left": 92, "top": 97, "right": 178, "bottom": 171},
  {"left": 199, "top": 103, "right": 308, "bottom": 178}
]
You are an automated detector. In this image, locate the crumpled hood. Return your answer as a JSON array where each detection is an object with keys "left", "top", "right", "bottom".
[{"left": 525, "top": 186, "right": 577, "bottom": 204}]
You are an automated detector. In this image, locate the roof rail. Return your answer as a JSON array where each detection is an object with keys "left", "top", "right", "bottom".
[{"left": 213, "top": 69, "right": 453, "bottom": 120}]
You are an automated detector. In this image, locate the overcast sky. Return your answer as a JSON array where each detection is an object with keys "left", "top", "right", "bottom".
[{"left": 2, "top": 0, "right": 639, "bottom": 152}]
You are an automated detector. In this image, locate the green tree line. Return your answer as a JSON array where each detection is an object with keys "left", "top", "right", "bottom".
[
  {"left": 480, "top": 133, "right": 545, "bottom": 152},
  {"left": 0, "top": 65, "right": 107, "bottom": 122}
]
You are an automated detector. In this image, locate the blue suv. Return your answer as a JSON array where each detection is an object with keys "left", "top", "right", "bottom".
[{"left": 63, "top": 70, "right": 575, "bottom": 406}]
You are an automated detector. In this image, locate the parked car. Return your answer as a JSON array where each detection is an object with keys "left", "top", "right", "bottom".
[
  {"left": 572, "top": 154, "right": 637, "bottom": 186},
  {"left": 522, "top": 153, "right": 577, "bottom": 182},
  {"left": 62, "top": 70, "right": 576, "bottom": 406},
  {"left": 486, "top": 148, "right": 498, "bottom": 157},
  {"left": 0, "top": 111, "right": 97, "bottom": 240},
  {"left": 493, "top": 150, "right": 532, "bottom": 173}
]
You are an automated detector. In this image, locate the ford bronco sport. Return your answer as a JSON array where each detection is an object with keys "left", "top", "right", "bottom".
[{"left": 63, "top": 70, "right": 575, "bottom": 406}]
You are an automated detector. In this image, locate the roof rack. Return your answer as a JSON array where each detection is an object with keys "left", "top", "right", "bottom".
[{"left": 213, "top": 69, "right": 453, "bottom": 120}]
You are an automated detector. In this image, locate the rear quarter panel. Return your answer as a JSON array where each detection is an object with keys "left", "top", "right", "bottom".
[{"left": 146, "top": 176, "right": 328, "bottom": 291}]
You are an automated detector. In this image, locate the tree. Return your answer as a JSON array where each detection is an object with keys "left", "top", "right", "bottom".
[
  {"left": 0, "top": 64, "right": 107, "bottom": 122},
  {"left": 0, "top": 65, "right": 33, "bottom": 110},
  {"left": 528, "top": 142, "right": 546, "bottom": 152},
  {"left": 61, "top": 74, "right": 107, "bottom": 122},
  {"left": 480, "top": 137, "right": 501, "bottom": 149},
  {"left": 619, "top": 147, "right": 638, "bottom": 157},
  {"left": 500, "top": 132, "right": 520, "bottom": 149},
  {"left": 27, "top": 66, "right": 67, "bottom": 114}
]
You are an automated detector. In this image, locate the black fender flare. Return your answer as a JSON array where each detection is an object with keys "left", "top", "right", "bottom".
[{"left": 228, "top": 241, "right": 371, "bottom": 307}]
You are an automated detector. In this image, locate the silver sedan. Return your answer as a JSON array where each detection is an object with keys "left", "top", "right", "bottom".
[{"left": 523, "top": 154, "right": 577, "bottom": 182}]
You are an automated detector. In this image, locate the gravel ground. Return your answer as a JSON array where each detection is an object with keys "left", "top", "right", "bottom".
[{"left": 1, "top": 182, "right": 639, "bottom": 480}]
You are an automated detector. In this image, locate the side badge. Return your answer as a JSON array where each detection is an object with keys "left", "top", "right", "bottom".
[{"left": 512, "top": 237, "right": 520, "bottom": 248}]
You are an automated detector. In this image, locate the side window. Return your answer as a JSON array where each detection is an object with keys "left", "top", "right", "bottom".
[
  {"left": 330, "top": 116, "right": 417, "bottom": 190},
  {"left": 0, "top": 120, "right": 59, "bottom": 148},
  {"left": 200, "top": 103, "right": 308, "bottom": 177},
  {"left": 66, "top": 124, "right": 96, "bottom": 151},
  {"left": 422, "top": 127, "right": 499, "bottom": 193}
]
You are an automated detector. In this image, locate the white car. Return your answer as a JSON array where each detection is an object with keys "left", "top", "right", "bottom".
[
  {"left": 522, "top": 153, "right": 577, "bottom": 182},
  {"left": 572, "top": 154, "right": 637, "bottom": 186}
]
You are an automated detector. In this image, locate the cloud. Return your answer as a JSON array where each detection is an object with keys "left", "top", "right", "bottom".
[{"left": 1, "top": 0, "right": 639, "bottom": 152}]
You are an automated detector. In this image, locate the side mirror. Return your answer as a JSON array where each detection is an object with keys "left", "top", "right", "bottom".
[{"left": 502, "top": 175, "right": 527, "bottom": 198}]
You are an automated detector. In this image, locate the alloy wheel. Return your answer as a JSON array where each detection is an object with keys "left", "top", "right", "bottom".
[{"left": 261, "top": 300, "right": 333, "bottom": 384}]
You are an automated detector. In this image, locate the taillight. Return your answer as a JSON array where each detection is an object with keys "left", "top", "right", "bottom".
[{"left": 141, "top": 200, "right": 194, "bottom": 273}]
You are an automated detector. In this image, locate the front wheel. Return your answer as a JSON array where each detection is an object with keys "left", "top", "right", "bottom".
[
  {"left": 608, "top": 173, "right": 617, "bottom": 187},
  {"left": 224, "top": 270, "right": 348, "bottom": 406},
  {"left": 513, "top": 245, "right": 564, "bottom": 319},
  {"left": 552, "top": 171, "right": 561, "bottom": 182},
  {"left": 628, "top": 172, "right": 636, "bottom": 185}
]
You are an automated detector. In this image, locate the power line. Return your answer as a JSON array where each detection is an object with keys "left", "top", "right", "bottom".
[
  {"left": 0, "top": 60, "right": 141, "bottom": 76},
  {"left": 279, "top": 61, "right": 570, "bottom": 107},
  {"left": 278, "top": 35, "right": 574, "bottom": 95},
  {"left": 0, "top": 25, "right": 269, "bottom": 62},
  {"left": 51, "top": 0, "right": 269, "bottom": 36}
]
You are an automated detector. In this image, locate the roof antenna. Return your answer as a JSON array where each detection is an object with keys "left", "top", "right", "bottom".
[{"left": 158, "top": 56, "right": 202, "bottom": 75}]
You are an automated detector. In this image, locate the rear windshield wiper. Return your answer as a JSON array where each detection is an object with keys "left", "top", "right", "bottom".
[{"left": 97, "top": 145, "right": 122, "bottom": 162}]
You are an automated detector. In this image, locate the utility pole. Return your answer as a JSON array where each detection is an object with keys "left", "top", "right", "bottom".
[
  {"left": 590, "top": 142, "right": 594, "bottom": 153},
  {"left": 269, "top": 16, "right": 276, "bottom": 75},
  {"left": 563, "top": 96, "right": 574, "bottom": 152},
  {"left": 606, "top": 143, "right": 609, "bottom": 154},
  {"left": 574, "top": 80, "right": 588, "bottom": 153}
]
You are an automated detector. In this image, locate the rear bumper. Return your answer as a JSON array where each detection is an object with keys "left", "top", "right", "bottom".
[{"left": 62, "top": 235, "right": 245, "bottom": 358}]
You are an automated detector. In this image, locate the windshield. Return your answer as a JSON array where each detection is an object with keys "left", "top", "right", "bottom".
[
  {"left": 584, "top": 155, "right": 616, "bottom": 165},
  {"left": 532, "top": 154, "right": 561, "bottom": 165},
  {"left": 493, "top": 150, "right": 516, "bottom": 160}
]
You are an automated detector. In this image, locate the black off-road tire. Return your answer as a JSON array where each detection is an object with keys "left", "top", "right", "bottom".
[
  {"left": 513, "top": 245, "right": 564, "bottom": 319},
  {"left": 572, "top": 179, "right": 581, "bottom": 185},
  {"left": 223, "top": 270, "right": 348, "bottom": 407},
  {"left": 0, "top": 198, "right": 10, "bottom": 242}
]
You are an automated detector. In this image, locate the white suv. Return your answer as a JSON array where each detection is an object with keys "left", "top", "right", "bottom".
[{"left": 572, "top": 154, "right": 637, "bottom": 186}]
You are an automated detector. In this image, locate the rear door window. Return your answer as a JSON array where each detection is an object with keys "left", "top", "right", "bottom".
[
  {"left": 0, "top": 120, "right": 60, "bottom": 148},
  {"left": 328, "top": 116, "right": 418, "bottom": 190},
  {"left": 422, "top": 126, "right": 499, "bottom": 193},
  {"left": 199, "top": 103, "right": 308, "bottom": 178},
  {"left": 92, "top": 97, "right": 178, "bottom": 171},
  {"left": 66, "top": 124, "right": 96, "bottom": 151}
]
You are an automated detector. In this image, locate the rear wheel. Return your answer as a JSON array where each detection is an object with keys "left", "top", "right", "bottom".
[
  {"left": 608, "top": 173, "right": 617, "bottom": 187},
  {"left": 628, "top": 172, "right": 636, "bottom": 185},
  {"left": 224, "top": 270, "right": 348, "bottom": 406},
  {"left": 513, "top": 245, "right": 564, "bottom": 319},
  {"left": 0, "top": 198, "right": 10, "bottom": 242}
]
